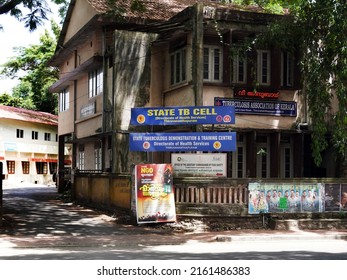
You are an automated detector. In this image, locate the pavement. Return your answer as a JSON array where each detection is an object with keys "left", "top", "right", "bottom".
[{"left": 1, "top": 182, "right": 347, "bottom": 250}]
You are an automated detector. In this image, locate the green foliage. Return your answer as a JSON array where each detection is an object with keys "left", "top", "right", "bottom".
[
  {"left": 294, "top": 0, "right": 347, "bottom": 165},
  {"left": 0, "top": 20, "right": 59, "bottom": 114},
  {"left": 228, "top": 0, "right": 347, "bottom": 166},
  {"left": 221, "top": 0, "right": 302, "bottom": 13},
  {"left": 0, "top": 0, "right": 68, "bottom": 31},
  {"left": 0, "top": 93, "right": 23, "bottom": 107}
]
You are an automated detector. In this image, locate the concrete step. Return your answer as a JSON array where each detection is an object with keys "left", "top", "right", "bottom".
[{"left": 273, "top": 218, "right": 347, "bottom": 230}]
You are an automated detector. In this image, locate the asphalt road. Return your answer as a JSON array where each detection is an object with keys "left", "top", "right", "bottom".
[{"left": 1, "top": 183, "right": 347, "bottom": 260}]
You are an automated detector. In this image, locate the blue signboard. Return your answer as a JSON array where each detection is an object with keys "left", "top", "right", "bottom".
[
  {"left": 129, "top": 132, "right": 237, "bottom": 152},
  {"left": 131, "top": 106, "right": 235, "bottom": 126},
  {"left": 214, "top": 97, "right": 297, "bottom": 117}
]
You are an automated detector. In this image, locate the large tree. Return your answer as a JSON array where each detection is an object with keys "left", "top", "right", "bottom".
[
  {"left": 1, "top": 20, "right": 60, "bottom": 114},
  {"left": 0, "top": 0, "right": 68, "bottom": 31},
  {"left": 227, "top": 0, "right": 347, "bottom": 166}
]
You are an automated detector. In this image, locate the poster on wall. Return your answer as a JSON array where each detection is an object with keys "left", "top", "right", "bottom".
[
  {"left": 248, "top": 183, "right": 324, "bottom": 214},
  {"left": 341, "top": 185, "right": 347, "bottom": 211},
  {"left": 325, "top": 184, "right": 347, "bottom": 211},
  {"left": 134, "top": 164, "right": 176, "bottom": 224}
]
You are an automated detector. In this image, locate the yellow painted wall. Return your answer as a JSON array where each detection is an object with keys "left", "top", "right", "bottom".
[
  {"left": 64, "top": 0, "right": 97, "bottom": 44},
  {"left": 109, "top": 178, "right": 131, "bottom": 209},
  {"left": 74, "top": 175, "right": 131, "bottom": 210}
]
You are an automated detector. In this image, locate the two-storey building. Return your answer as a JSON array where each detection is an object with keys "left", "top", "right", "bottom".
[
  {"left": 48, "top": 0, "right": 336, "bottom": 209},
  {"left": 0, "top": 105, "right": 60, "bottom": 185}
]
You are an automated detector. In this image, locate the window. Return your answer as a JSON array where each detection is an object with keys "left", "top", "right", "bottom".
[
  {"left": 283, "top": 147, "right": 292, "bottom": 178},
  {"left": 44, "top": 133, "right": 51, "bottom": 141},
  {"left": 203, "top": 46, "right": 222, "bottom": 82},
  {"left": 22, "top": 161, "right": 30, "bottom": 174},
  {"left": 94, "top": 142, "right": 102, "bottom": 170},
  {"left": 49, "top": 162, "right": 57, "bottom": 175},
  {"left": 232, "top": 54, "right": 247, "bottom": 83},
  {"left": 256, "top": 135, "right": 270, "bottom": 178},
  {"left": 7, "top": 161, "right": 15, "bottom": 174},
  {"left": 78, "top": 145, "right": 85, "bottom": 170},
  {"left": 16, "top": 129, "right": 24, "bottom": 138},
  {"left": 59, "top": 88, "right": 69, "bottom": 112},
  {"left": 78, "top": 152, "right": 85, "bottom": 170},
  {"left": 89, "top": 68, "right": 103, "bottom": 98},
  {"left": 36, "top": 162, "right": 47, "bottom": 174},
  {"left": 230, "top": 135, "right": 246, "bottom": 178},
  {"left": 170, "top": 48, "right": 186, "bottom": 85},
  {"left": 257, "top": 50, "right": 271, "bottom": 85},
  {"left": 281, "top": 52, "right": 294, "bottom": 87},
  {"left": 280, "top": 136, "right": 293, "bottom": 178},
  {"left": 257, "top": 147, "right": 269, "bottom": 178},
  {"left": 32, "top": 131, "right": 38, "bottom": 140},
  {"left": 237, "top": 146, "right": 246, "bottom": 178}
]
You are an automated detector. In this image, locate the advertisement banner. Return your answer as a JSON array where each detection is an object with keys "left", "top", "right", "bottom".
[
  {"left": 248, "top": 183, "right": 324, "bottom": 214},
  {"left": 171, "top": 153, "right": 227, "bottom": 177},
  {"left": 135, "top": 164, "right": 176, "bottom": 224},
  {"left": 131, "top": 106, "right": 235, "bottom": 126},
  {"left": 324, "top": 184, "right": 347, "bottom": 211},
  {"left": 215, "top": 97, "right": 297, "bottom": 117},
  {"left": 129, "top": 132, "right": 237, "bottom": 152}
]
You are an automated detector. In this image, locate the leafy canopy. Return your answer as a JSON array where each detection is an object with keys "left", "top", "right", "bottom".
[
  {"left": 0, "top": 20, "right": 60, "bottom": 114},
  {"left": 0, "top": 0, "right": 68, "bottom": 31},
  {"left": 228, "top": 0, "right": 347, "bottom": 166}
]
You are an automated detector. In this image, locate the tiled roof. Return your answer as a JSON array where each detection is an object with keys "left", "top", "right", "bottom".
[
  {"left": 87, "top": 0, "right": 265, "bottom": 21},
  {"left": 0, "top": 105, "right": 58, "bottom": 126}
]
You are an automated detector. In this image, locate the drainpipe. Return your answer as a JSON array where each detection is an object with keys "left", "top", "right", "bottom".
[
  {"left": 112, "top": 31, "right": 117, "bottom": 174},
  {"left": 102, "top": 26, "right": 108, "bottom": 172}
]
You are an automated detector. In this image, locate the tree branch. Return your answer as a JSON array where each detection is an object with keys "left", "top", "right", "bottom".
[{"left": 0, "top": 0, "right": 23, "bottom": 15}]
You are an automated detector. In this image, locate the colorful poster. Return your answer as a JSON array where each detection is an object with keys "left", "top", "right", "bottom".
[
  {"left": 135, "top": 164, "right": 176, "bottom": 224},
  {"left": 341, "top": 185, "right": 347, "bottom": 211},
  {"left": 284, "top": 184, "right": 301, "bottom": 213},
  {"left": 325, "top": 184, "right": 347, "bottom": 211},
  {"left": 300, "top": 184, "right": 321, "bottom": 212},
  {"left": 131, "top": 106, "right": 235, "bottom": 126},
  {"left": 248, "top": 183, "right": 323, "bottom": 214},
  {"left": 248, "top": 183, "right": 269, "bottom": 214},
  {"left": 129, "top": 132, "right": 237, "bottom": 152}
]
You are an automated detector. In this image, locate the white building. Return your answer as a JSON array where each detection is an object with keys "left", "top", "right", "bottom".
[{"left": 0, "top": 105, "right": 58, "bottom": 185}]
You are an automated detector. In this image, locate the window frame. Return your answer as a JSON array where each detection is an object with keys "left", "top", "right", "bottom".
[
  {"left": 36, "top": 162, "right": 48, "bottom": 174},
  {"left": 281, "top": 51, "right": 294, "bottom": 87},
  {"left": 232, "top": 53, "right": 247, "bottom": 84},
  {"left": 203, "top": 45, "right": 223, "bottom": 83},
  {"left": 59, "top": 88, "right": 70, "bottom": 112},
  {"left": 7, "top": 161, "right": 15, "bottom": 174},
  {"left": 170, "top": 48, "right": 187, "bottom": 86},
  {"left": 231, "top": 144, "right": 246, "bottom": 178},
  {"left": 78, "top": 151, "right": 85, "bottom": 170},
  {"left": 22, "top": 161, "right": 30, "bottom": 174},
  {"left": 280, "top": 144, "right": 293, "bottom": 178},
  {"left": 16, "top": 129, "right": 24, "bottom": 139},
  {"left": 44, "top": 132, "right": 51, "bottom": 141},
  {"left": 94, "top": 147, "right": 102, "bottom": 170},
  {"left": 88, "top": 68, "right": 103, "bottom": 98},
  {"left": 257, "top": 50, "right": 271, "bottom": 86},
  {"left": 32, "top": 131, "right": 38, "bottom": 140}
]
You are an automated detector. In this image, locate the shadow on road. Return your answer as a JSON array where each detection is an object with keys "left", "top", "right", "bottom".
[{"left": 1, "top": 183, "right": 347, "bottom": 260}]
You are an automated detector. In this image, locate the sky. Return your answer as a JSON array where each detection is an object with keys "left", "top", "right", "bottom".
[{"left": 0, "top": 2, "right": 61, "bottom": 94}]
